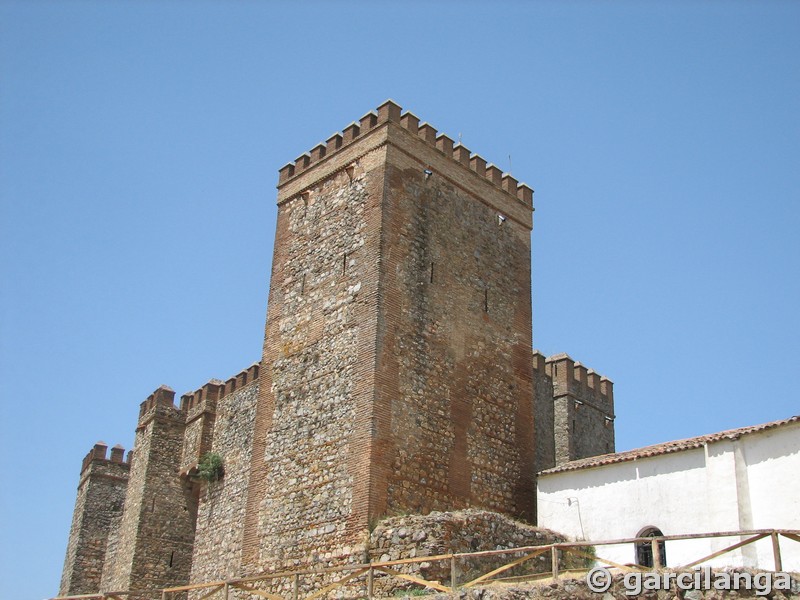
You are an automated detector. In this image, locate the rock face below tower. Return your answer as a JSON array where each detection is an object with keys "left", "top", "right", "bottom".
[{"left": 369, "top": 509, "right": 569, "bottom": 595}]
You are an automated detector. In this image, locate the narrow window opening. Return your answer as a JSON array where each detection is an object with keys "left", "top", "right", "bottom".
[
  {"left": 151, "top": 497, "right": 156, "bottom": 512},
  {"left": 169, "top": 551, "right": 174, "bottom": 568},
  {"left": 430, "top": 262, "right": 434, "bottom": 284},
  {"left": 483, "top": 288, "right": 489, "bottom": 312},
  {"left": 342, "top": 253, "right": 347, "bottom": 275},
  {"left": 572, "top": 419, "right": 576, "bottom": 432},
  {"left": 301, "top": 273, "right": 306, "bottom": 295}
]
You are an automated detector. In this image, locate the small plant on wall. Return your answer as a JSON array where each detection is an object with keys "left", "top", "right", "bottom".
[{"left": 197, "top": 452, "right": 224, "bottom": 483}]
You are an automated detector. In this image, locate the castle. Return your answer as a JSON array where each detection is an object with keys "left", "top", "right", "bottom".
[{"left": 58, "top": 100, "right": 616, "bottom": 599}]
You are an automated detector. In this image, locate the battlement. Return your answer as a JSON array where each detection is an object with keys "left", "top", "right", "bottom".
[
  {"left": 80, "top": 441, "right": 131, "bottom": 474},
  {"left": 534, "top": 351, "right": 616, "bottom": 469},
  {"left": 277, "top": 99, "right": 534, "bottom": 209},
  {"left": 180, "top": 379, "right": 225, "bottom": 418},
  {"left": 533, "top": 351, "right": 614, "bottom": 408},
  {"left": 223, "top": 362, "right": 260, "bottom": 397},
  {"left": 137, "top": 384, "right": 177, "bottom": 423},
  {"left": 177, "top": 363, "right": 260, "bottom": 477},
  {"left": 178, "top": 363, "right": 260, "bottom": 417}
]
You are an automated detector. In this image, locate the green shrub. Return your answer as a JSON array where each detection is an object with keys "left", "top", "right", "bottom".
[{"left": 197, "top": 452, "right": 224, "bottom": 483}]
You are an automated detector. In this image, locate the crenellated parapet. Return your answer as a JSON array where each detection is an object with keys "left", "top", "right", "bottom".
[
  {"left": 223, "top": 362, "right": 260, "bottom": 397},
  {"left": 137, "top": 384, "right": 178, "bottom": 427},
  {"left": 533, "top": 350, "right": 616, "bottom": 468},
  {"left": 539, "top": 352, "right": 614, "bottom": 415},
  {"left": 178, "top": 363, "right": 260, "bottom": 422},
  {"left": 61, "top": 441, "right": 131, "bottom": 596},
  {"left": 80, "top": 441, "right": 132, "bottom": 475},
  {"left": 276, "top": 99, "right": 534, "bottom": 210},
  {"left": 178, "top": 363, "right": 260, "bottom": 474},
  {"left": 180, "top": 379, "right": 225, "bottom": 422}
]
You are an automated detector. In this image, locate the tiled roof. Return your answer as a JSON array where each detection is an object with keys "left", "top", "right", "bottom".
[{"left": 539, "top": 415, "right": 800, "bottom": 476}]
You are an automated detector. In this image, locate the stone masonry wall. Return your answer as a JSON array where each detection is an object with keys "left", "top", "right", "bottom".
[
  {"left": 59, "top": 443, "right": 130, "bottom": 596},
  {"left": 58, "top": 101, "right": 622, "bottom": 598},
  {"left": 246, "top": 147, "right": 386, "bottom": 572},
  {"left": 375, "top": 140, "right": 535, "bottom": 521},
  {"left": 532, "top": 352, "right": 555, "bottom": 475},
  {"left": 100, "top": 387, "right": 196, "bottom": 598},
  {"left": 241, "top": 102, "right": 539, "bottom": 575},
  {"left": 179, "top": 381, "right": 223, "bottom": 475},
  {"left": 546, "top": 354, "right": 615, "bottom": 465},
  {"left": 189, "top": 377, "right": 259, "bottom": 584},
  {"left": 369, "top": 510, "right": 568, "bottom": 595}
]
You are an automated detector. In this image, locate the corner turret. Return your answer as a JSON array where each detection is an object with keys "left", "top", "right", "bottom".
[
  {"left": 59, "top": 441, "right": 130, "bottom": 597},
  {"left": 533, "top": 351, "right": 615, "bottom": 471}
]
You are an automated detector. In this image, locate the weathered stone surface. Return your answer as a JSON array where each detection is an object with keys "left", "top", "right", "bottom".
[
  {"left": 241, "top": 113, "right": 543, "bottom": 577},
  {"left": 533, "top": 353, "right": 615, "bottom": 471},
  {"left": 189, "top": 378, "right": 259, "bottom": 584},
  {"left": 57, "top": 102, "right": 619, "bottom": 599},
  {"left": 59, "top": 444, "right": 129, "bottom": 596},
  {"left": 369, "top": 510, "right": 569, "bottom": 595},
  {"left": 100, "top": 387, "right": 196, "bottom": 598}
]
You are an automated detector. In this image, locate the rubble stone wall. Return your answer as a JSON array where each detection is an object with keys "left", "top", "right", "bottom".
[
  {"left": 376, "top": 140, "right": 535, "bottom": 521},
  {"left": 189, "top": 379, "right": 259, "bottom": 584},
  {"left": 538, "top": 354, "right": 615, "bottom": 467},
  {"left": 369, "top": 510, "right": 568, "bottom": 595},
  {"left": 245, "top": 147, "right": 387, "bottom": 573},
  {"left": 59, "top": 449, "right": 129, "bottom": 596},
  {"left": 101, "top": 388, "right": 196, "bottom": 597},
  {"left": 533, "top": 353, "right": 556, "bottom": 475},
  {"left": 57, "top": 102, "right": 620, "bottom": 600}
]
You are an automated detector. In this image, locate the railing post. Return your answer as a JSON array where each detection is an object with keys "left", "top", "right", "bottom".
[
  {"left": 551, "top": 545, "right": 560, "bottom": 580},
  {"left": 293, "top": 572, "right": 300, "bottom": 600},
  {"left": 367, "top": 565, "right": 374, "bottom": 599},
  {"left": 771, "top": 532, "right": 783, "bottom": 572},
  {"left": 450, "top": 555, "right": 458, "bottom": 591},
  {"left": 652, "top": 538, "right": 662, "bottom": 570}
]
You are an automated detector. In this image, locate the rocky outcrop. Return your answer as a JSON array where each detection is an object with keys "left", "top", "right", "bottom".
[{"left": 368, "top": 510, "right": 574, "bottom": 595}]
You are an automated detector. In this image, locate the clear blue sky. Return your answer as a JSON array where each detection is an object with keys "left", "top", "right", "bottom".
[{"left": 1, "top": 2, "right": 798, "bottom": 598}]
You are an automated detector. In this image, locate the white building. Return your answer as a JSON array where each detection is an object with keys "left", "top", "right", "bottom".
[{"left": 537, "top": 416, "right": 800, "bottom": 571}]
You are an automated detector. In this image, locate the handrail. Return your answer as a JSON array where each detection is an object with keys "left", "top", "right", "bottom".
[{"left": 53, "top": 528, "right": 800, "bottom": 600}]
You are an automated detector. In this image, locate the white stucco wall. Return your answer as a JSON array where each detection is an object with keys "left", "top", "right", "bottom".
[{"left": 537, "top": 421, "right": 800, "bottom": 571}]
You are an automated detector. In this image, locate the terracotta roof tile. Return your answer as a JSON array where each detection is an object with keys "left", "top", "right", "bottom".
[{"left": 539, "top": 415, "right": 800, "bottom": 476}]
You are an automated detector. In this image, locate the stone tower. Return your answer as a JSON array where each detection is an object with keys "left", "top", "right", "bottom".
[
  {"left": 58, "top": 100, "right": 618, "bottom": 598},
  {"left": 99, "top": 386, "right": 197, "bottom": 597},
  {"left": 240, "top": 100, "right": 537, "bottom": 571},
  {"left": 533, "top": 351, "right": 615, "bottom": 471},
  {"left": 59, "top": 442, "right": 130, "bottom": 595}
]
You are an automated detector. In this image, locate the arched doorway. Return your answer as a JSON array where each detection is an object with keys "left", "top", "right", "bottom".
[{"left": 636, "top": 526, "right": 667, "bottom": 567}]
